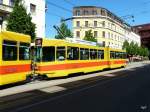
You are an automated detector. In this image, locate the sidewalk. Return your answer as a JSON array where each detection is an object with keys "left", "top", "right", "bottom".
[
  {"left": 0, "top": 61, "right": 150, "bottom": 97},
  {"left": 127, "top": 61, "right": 150, "bottom": 67}
]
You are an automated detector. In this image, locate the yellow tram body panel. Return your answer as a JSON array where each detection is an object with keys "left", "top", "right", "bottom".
[
  {"left": 109, "top": 48, "right": 127, "bottom": 68},
  {"left": 36, "top": 60, "right": 110, "bottom": 77},
  {"left": 35, "top": 39, "right": 127, "bottom": 78},
  {"left": 0, "top": 31, "right": 31, "bottom": 85}
]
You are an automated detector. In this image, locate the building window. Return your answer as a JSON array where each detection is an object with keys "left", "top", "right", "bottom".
[
  {"left": 101, "top": 9, "right": 106, "bottom": 16},
  {"left": 76, "top": 31, "right": 80, "bottom": 38},
  {"left": 92, "top": 10, "right": 97, "bottom": 15},
  {"left": 76, "top": 10, "right": 80, "bottom": 16},
  {"left": 102, "top": 41, "right": 105, "bottom": 47},
  {"left": 108, "top": 23, "right": 110, "bottom": 28},
  {"left": 83, "top": 10, "right": 89, "bottom": 15},
  {"left": 111, "top": 34, "right": 113, "bottom": 39},
  {"left": 102, "top": 31, "right": 105, "bottom": 38},
  {"left": 102, "top": 21, "right": 105, "bottom": 27},
  {"left": 9, "top": 0, "right": 14, "bottom": 6},
  {"left": 85, "top": 21, "right": 88, "bottom": 27},
  {"left": 94, "top": 31, "right": 98, "bottom": 38},
  {"left": 30, "top": 3, "right": 36, "bottom": 14},
  {"left": 0, "top": 0, "right": 3, "bottom": 4},
  {"left": 108, "top": 32, "right": 110, "bottom": 38},
  {"left": 76, "top": 21, "right": 80, "bottom": 27},
  {"left": 115, "top": 35, "right": 117, "bottom": 41},
  {"left": 94, "top": 21, "right": 97, "bottom": 27}
]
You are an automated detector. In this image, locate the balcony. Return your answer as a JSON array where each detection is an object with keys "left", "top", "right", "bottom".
[{"left": 0, "top": 3, "right": 12, "bottom": 13}]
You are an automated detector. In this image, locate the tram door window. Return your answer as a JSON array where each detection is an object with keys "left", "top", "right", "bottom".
[
  {"left": 2, "top": 40, "right": 17, "bottom": 61},
  {"left": 98, "top": 50, "right": 104, "bottom": 59},
  {"left": 80, "top": 48, "right": 89, "bottom": 60},
  {"left": 67, "top": 47, "right": 79, "bottom": 60},
  {"left": 35, "top": 46, "right": 42, "bottom": 62},
  {"left": 19, "top": 43, "right": 30, "bottom": 60},
  {"left": 42, "top": 47, "right": 55, "bottom": 62},
  {"left": 90, "top": 49, "right": 97, "bottom": 60},
  {"left": 57, "top": 47, "right": 66, "bottom": 61}
]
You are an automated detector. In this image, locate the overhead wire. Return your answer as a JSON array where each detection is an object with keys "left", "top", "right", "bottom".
[
  {"left": 63, "top": 0, "right": 76, "bottom": 6},
  {"left": 46, "top": 1, "right": 72, "bottom": 13}
]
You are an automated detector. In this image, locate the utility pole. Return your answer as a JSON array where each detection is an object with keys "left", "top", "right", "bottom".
[{"left": 53, "top": 25, "right": 65, "bottom": 39}]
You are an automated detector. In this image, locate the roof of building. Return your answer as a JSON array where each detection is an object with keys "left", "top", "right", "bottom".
[
  {"left": 73, "top": 6, "right": 131, "bottom": 28},
  {"left": 134, "top": 23, "right": 150, "bottom": 31}
]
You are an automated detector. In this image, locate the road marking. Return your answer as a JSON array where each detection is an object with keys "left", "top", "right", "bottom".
[
  {"left": 39, "top": 86, "right": 66, "bottom": 93},
  {"left": 102, "top": 74, "right": 116, "bottom": 77}
]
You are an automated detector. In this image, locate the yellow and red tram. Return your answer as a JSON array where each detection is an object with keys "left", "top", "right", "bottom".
[
  {"left": 34, "top": 38, "right": 127, "bottom": 78},
  {"left": 0, "top": 31, "right": 31, "bottom": 86},
  {"left": 0, "top": 31, "right": 127, "bottom": 86}
]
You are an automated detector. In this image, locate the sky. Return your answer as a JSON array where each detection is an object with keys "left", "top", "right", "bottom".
[{"left": 45, "top": 0, "right": 150, "bottom": 38}]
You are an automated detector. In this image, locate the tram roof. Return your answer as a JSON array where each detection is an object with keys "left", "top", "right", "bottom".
[
  {"left": 0, "top": 31, "right": 31, "bottom": 43},
  {"left": 37, "top": 38, "right": 126, "bottom": 52},
  {"left": 38, "top": 38, "right": 103, "bottom": 49}
]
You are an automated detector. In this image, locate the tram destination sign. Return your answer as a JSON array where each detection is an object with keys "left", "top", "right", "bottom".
[{"left": 35, "top": 38, "right": 43, "bottom": 46}]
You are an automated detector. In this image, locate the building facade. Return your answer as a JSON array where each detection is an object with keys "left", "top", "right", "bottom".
[
  {"left": 134, "top": 23, "right": 150, "bottom": 50},
  {"left": 0, "top": 0, "right": 46, "bottom": 38},
  {"left": 73, "top": 6, "right": 141, "bottom": 49}
]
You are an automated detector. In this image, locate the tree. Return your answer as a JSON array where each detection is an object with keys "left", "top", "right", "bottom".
[
  {"left": 7, "top": 0, "right": 36, "bottom": 41},
  {"left": 55, "top": 21, "right": 73, "bottom": 39},
  {"left": 123, "top": 40, "right": 149, "bottom": 58},
  {"left": 123, "top": 40, "right": 129, "bottom": 50},
  {"left": 134, "top": 43, "right": 139, "bottom": 55},
  {"left": 83, "top": 30, "right": 97, "bottom": 42}
]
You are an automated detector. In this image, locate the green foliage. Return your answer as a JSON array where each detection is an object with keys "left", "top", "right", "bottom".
[
  {"left": 122, "top": 40, "right": 129, "bottom": 49},
  {"left": 83, "top": 30, "right": 97, "bottom": 42},
  {"left": 7, "top": 0, "right": 36, "bottom": 41},
  {"left": 123, "top": 41, "right": 149, "bottom": 57},
  {"left": 55, "top": 22, "right": 73, "bottom": 39}
]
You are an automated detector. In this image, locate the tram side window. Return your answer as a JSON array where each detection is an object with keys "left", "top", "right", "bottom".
[
  {"left": 110, "top": 51, "right": 115, "bottom": 59},
  {"left": 3, "top": 40, "right": 17, "bottom": 61},
  {"left": 42, "top": 47, "right": 55, "bottom": 62},
  {"left": 115, "top": 52, "right": 120, "bottom": 59},
  {"left": 120, "top": 52, "right": 124, "bottom": 59},
  {"left": 90, "top": 49, "right": 97, "bottom": 60},
  {"left": 80, "top": 48, "right": 89, "bottom": 60},
  {"left": 98, "top": 50, "right": 104, "bottom": 59},
  {"left": 19, "top": 43, "right": 30, "bottom": 60},
  {"left": 57, "top": 47, "right": 66, "bottom": 61},
  {"left": 67, "top": 47, "right": 79, "bottom": 60}
]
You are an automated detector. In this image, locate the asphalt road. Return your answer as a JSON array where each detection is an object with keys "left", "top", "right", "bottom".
[{"left": 1, "top": 64, "right": 150, "bottom": 112}]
